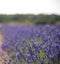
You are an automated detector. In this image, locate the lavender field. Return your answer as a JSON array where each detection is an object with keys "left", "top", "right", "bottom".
[{"left": 0, "top": 24, "right": 60, "bottom": 64}]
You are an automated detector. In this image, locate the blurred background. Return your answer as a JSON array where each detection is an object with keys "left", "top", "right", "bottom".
[{"left": 0, "top": 0, "right": 60, "bottom": 25}]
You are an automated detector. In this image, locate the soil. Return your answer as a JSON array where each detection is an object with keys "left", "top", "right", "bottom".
[{"left": 0, "top": 33, "right": 9, "bottom": 64}]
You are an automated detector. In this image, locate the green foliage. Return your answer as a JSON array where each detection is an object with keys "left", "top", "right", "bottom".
[
  {"left": 39, "top": 51, "right": 45, "bottom": 58},
  {"left": 0, "top": 14, "right": 60, "bottom": 24}
]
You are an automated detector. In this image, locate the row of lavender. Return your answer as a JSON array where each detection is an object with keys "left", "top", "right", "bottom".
[{"left": 1, "top": 24, "right": 60, "bottom": 64}]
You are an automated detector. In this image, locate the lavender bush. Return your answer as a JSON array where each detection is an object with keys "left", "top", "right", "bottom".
[{"left": 1, "top": 25, "right": 60, "bottom": 64}]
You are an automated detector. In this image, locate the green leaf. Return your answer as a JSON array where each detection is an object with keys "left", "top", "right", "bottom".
[{"left": 39, "top": 51, "right": 45, "bottom": 58}]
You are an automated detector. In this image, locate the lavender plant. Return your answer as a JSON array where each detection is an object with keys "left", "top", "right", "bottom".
[{"left": 1, "top": 25, "right": 60, "bottom": 64}]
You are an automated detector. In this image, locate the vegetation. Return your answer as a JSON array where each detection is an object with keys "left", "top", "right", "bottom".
[
  {"left": 2, "top": 25, "right": 60, "bottom": 64},
  {"left": 0, "top": 14, "right": 60, "bottom": 24}
]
